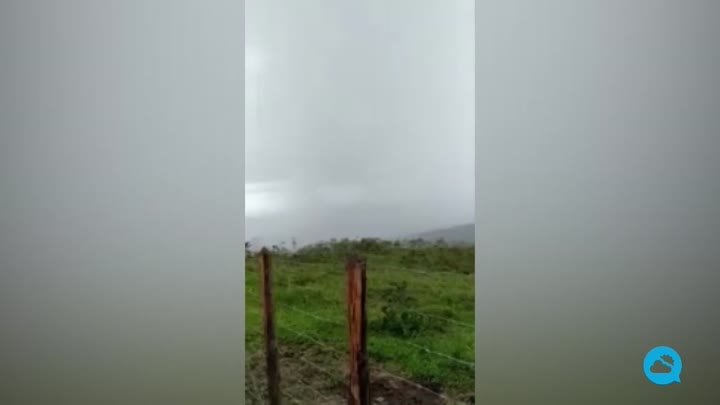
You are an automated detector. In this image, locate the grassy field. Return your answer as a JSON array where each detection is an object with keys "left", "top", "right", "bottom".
[{"left": 245, "top": 239, "right": 474, "bottom": 405}]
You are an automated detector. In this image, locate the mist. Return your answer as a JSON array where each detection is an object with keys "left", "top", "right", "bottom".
[{"left": 245, "top": 0, "right": 474, "bottom": 246}]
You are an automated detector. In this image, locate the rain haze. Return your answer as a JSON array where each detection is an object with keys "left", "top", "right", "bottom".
[{"left": 245, "top": 1, "right": 475, "bottom": 247}]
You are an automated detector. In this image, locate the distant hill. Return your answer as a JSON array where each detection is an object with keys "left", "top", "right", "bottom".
[{"left": 407, "top": 223, "right": 474, "bottom": 245}]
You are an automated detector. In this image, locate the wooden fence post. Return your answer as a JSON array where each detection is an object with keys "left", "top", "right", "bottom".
[
  {"left": 346, "top": 256, "right": 369, "bottom": 405},
  {"left": 259, "top": 248, "right": 281, "bottom": 405}
]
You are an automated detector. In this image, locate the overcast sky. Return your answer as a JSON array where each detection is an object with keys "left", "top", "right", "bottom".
[{"left": 245, "top": 0, "right": 474, "bottom": 246}]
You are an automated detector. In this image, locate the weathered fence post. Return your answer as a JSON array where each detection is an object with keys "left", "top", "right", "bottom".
[
  {"left": 259, "top": 248, "right": 281, "bottom": 405},
  {"left": 346, "top": 256, "right": 369, "bottom": 405}
]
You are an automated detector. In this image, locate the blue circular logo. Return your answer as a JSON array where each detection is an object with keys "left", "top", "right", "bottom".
[{"left": 643, "top": 346, "right": 682, "bottom": 386}]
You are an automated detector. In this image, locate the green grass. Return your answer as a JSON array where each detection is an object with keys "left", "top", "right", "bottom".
[{"left": 245, "top": 239, "right": 474, "bottom": 397}]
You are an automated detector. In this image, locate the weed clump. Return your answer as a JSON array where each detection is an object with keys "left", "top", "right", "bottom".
[{"left": 373, "top": 281, "right": 445, "bottom": 337}]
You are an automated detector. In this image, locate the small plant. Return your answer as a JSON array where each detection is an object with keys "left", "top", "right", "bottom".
[{"left": 374, "top": 281, "right": 440, "bottom": 337}]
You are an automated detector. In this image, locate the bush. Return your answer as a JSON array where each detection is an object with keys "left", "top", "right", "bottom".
[{"left": 373, "top": 281, "right": 444, "bottom": 337}]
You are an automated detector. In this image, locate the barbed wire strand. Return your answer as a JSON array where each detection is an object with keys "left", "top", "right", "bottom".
[
  {"left": 378, "top": 265, "right": 473, "bottom": 277},
  {"left": 277, "top": 324, "right": 347, "bottom": 357},
  {"left": 297, "top": 356, "right": 344, "bottom": 382},
  {"left": 296, "top": 378, "right": 330, "bottom": 401},
  {"left": 286, "top": 306, "right": 343, "bottom": 326},
  {"left": 250, "top": 313, "right": 468, "bottom": 403},
  {"left": 249, "top": 271, "right": 474, "bottom": 396},
  {"left": 281, "top": 389, "right": 303, "bottom": 404},
  {"left": 404, "top": 309, "right": 474, "bottom": 328},
  {"left": 282, "top": 380, "right": 332, "bottom": 404},
  {"left": 293, "top": 349, "right": 455, "bottom": 404},
  {"left": 401, "top": 341, "right": 475, "bottom": 367},
  {"left": 295, "top": 351, "right": 455, "bottom": 404},
  {"left": 284, "top": 306, "right": 474, "bottom": 367},
  {"left": 288, "top": 303, "right": 473, "bottom": 330},
  {"left": 374, "top": 367, "right": 449, "bottom": 402},
  {"left": 249, "top": 328, "right": 460, "bottom": 403},
  {"left": 249, "top": 349, "right": 338, "bottom": 404},
  {"left": 253, "top": 305, "right": 473, "bottom": 367}
]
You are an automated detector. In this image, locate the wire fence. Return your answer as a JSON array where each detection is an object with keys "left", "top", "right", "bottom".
[
  {"left": 245, "top": 251, "right": 474, "bottom": 405},
  {"left": 282, "top": 305, "right": 475, "bottom": 368}
]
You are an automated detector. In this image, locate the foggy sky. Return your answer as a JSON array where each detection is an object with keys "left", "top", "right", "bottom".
[{"left": 245, "top": 1, "right": 475, "bottom": 246}]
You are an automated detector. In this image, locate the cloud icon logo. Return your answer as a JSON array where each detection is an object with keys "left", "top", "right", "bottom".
[
  {"left": 643, "top": 346, "right": 682, "bottom": 385},
  {"left": 650, "top": 360, "right": 671, "bottom": 374}
]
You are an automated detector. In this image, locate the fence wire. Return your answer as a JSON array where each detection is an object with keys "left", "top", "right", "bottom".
[
  {"left": 284, "top": 305, "right": 475, "bottom": 367},
  {"left": 246, "top": 255, "right": 473, "bottom": 405}
]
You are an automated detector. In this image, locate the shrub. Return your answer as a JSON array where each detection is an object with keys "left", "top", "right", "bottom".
[{"left": 373, "top": 281, "right": 444, "bottom": 337}]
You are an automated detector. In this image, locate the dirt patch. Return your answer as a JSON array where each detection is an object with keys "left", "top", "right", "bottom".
[
  {"left": 246, "top": 346, "right": 470, "bottom": 405},
  {"left": 369, "top": 372, "right": 449, "bottom": 405}
]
